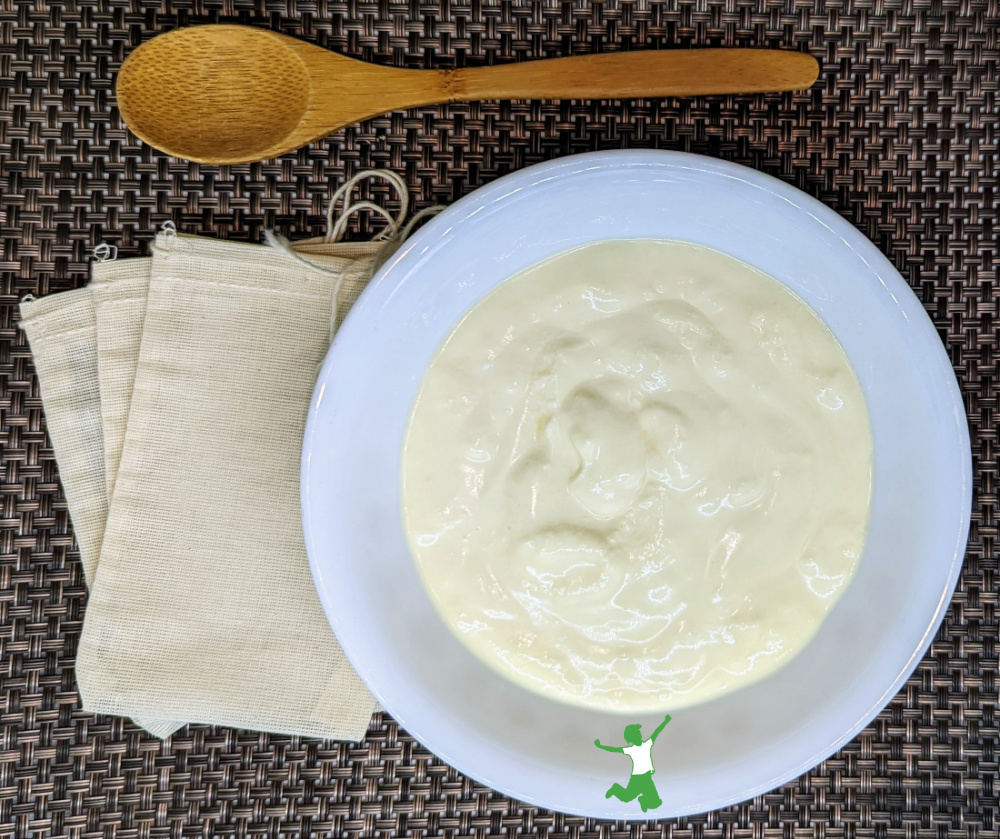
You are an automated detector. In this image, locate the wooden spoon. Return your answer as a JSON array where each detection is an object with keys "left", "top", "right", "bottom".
[{"left": 116, "top": 25, "right": 820, "bottom": 164}]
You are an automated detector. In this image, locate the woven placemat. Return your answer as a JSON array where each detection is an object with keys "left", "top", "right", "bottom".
[{"left": 1, "top": 0, "right": 997, "bottom": 836}]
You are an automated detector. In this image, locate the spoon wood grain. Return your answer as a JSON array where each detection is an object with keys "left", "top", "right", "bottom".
[{"left": 117, "top": 25, "right": 820, "bottom": 164}]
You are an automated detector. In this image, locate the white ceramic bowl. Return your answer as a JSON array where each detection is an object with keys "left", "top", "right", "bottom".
[{"left": 302, "top": 151, "right": 971, "bottom": 819}]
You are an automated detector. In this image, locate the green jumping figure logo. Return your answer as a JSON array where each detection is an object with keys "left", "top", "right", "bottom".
[{"left": 594, "top": 714, "right": 671, "bottom": 812}]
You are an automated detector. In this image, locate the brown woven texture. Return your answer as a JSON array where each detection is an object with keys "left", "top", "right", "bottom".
[{"left": 1, "top": 0, "right": 997, "bottom": 836}]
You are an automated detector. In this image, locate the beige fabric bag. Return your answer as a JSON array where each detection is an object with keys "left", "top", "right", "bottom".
[
  {"left": 92, "top": 258, "right": 184, "bottom": 738},
  {"left": 91, "top": 258, "right": 151, "bottom": 498},
  {"left": 75, "top": 229, "right": 382, "bottom": 739},
  {"left": 19, "top": 286, "right": 108, "bottom": 586}
]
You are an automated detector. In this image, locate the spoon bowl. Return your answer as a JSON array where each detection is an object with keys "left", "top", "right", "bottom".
[
  {"left": 117, "top": 25, "right": 821, "bottom": 164},
  {"left": 117, "top": 27, "right": 315, "bottom": 162}
]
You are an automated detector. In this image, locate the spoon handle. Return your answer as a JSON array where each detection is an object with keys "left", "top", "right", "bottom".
[{"left": 450, "top": 49, "right": 819, "bottom": 101}]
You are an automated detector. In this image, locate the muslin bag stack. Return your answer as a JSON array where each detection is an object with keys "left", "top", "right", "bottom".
[{"left": 18, "top": 172, "right": 425, "bottom": 739}]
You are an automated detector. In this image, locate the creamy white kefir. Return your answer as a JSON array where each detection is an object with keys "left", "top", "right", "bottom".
[{"left": 402, "top": 240, "right": 872, "bottom": 711}]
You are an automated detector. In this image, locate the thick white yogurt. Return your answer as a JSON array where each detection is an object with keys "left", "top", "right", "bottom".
[{"left": 402, "top": 239, "right": 872, "bottom": 711}]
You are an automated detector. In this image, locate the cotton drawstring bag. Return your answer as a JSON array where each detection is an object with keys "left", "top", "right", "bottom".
[
  {"left": 19, "top": 283, "right": 108, "bottom": 586},
  {"left": 90, "top": 254, "right": 151, "bottom": 498},
  {"left": 92, "top": 254, "right": 184, "bottom": 737}
]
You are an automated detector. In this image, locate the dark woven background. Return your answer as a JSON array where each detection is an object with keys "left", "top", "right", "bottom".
[{"left": 1, "top": 0, "right": 997, "bottom": 836}]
